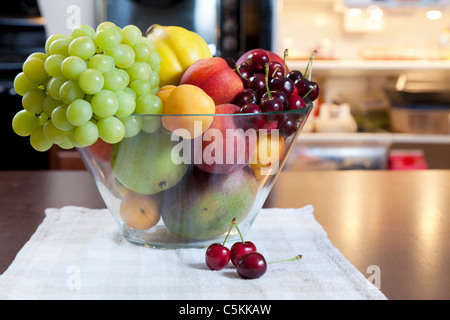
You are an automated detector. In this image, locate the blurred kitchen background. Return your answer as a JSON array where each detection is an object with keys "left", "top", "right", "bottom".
[{"left": 1, "top": 0, "right": 449, "bottom": 170}]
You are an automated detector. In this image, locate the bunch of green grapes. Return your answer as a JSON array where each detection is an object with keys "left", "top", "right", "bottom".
[{"left": 12, "top": 22, "right": 162, "bottom": 152}]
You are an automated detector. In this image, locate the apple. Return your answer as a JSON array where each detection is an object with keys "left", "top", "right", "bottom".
[
  {"left": 192, "top": 103, "right": 257, "bottom": 174},
  {"left": 179, "top": 57, "right": 244, "bottom": 105},
  {"left": 236, "top": 49, "right": 290, "bottom": 74}
]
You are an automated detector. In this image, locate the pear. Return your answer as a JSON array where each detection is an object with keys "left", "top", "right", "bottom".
[
  {"left": 161, "top": 167, "right": 258, "bottom": 240},
  {"left": 110, "top": 129, "right": 189, "bottom": 194}
]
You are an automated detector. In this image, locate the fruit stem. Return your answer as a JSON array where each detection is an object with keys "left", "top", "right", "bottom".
[
  {"left": 235, "top": 65, "right": 249, "bottom": 85},
  {"left": 264, "top": 63, "right": 271, "bottom": 99},
  {"left": 272, "top": 66, "right": 280, "bottom": 78},
  {"left": 304, "top": 50, "right": 317, "bottom": 81},
  {"left": 267, "top": 254, "right": 303, "bottom": 264},
  {"left": 233, "top": 219, "right": 246, "bottom": 243},
  {"left": 283, "top": 49, "right": 288, "bottom": 77},
  {"left": 222, "top": 218, "right": 236, "bottom": 245},
  {"left": 302, "top": 83, "right": 318, "bottom": 100}
]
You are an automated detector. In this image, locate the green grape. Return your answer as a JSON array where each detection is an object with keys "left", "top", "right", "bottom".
[
  {"left": 42, "top": 95, "right": 62, "bottom": 117},
  {"left": 72, "top": 25, "right": 96, "bottom": 40},
  {"left": 150, "top": 72, "right": 160, "bottom": 90},
  {"left": 46, "top": 76, "right": 66, "bottom": 100},
  {"left": 121, "top": 25, "right": 142, "bottom": 47},
  {"left": 43, "top": 120, "right": 68, "bottom": 144},
  {"left": 23, "top": 57, "right": 48, "bottom": 84},
  {"left": 45, "top": 33, "right": 66, "bottom": 54},
  {"left": 57, "top": 137, "right": 75, "bottom": 150},
  {"left": 61, "top": 56, "right": 87, "bottom": 80},
  {"left": 116, "top": 44, "right": 135, "bottom": 69},
  {"left": 66, "top": 99, "right": 93, "bottom": 126},
  {"left": 96, "top": 21, "right": 117, "bottom": 32},
  {"left": 103, "top": 68, "right": 129, "bottom": 91},
  {"left": 22, "top": 88, "right": 46, "bottom": 113},
  {"left": 97, "top": 116, "right": 125, "bottom": 144},
  {"left": 38, "top": 113, "right": 48, "bottom": 125},
  {"left": 96, "top": 26, "right": 121, "bottom": 50},
  {"left": 51, "top": 105, "right": 74, "bottom": 131},
  {"left": 87, "top": 54, "right": 115, "bottom": 73},
  {"left": 124, "top": 87, "right": 136, "bottom": 99},
  {"left": 91, "top": 89, "right": 118, "bottom": 118},
  {"left": 78, "top": 69, "right": 104, "bottom": 95},
  {"left": 135, "top": 93, "right": 163, "bottom": 114},
  {"left": 75, "top": 120, "right": 99, "bottom": 146},
  {"left": 105, "top": 45, "right": 125, "bottom": 66},
  {"left": 114, "top": 90, "right": 136, "bottom": 117},
  {"left": 28, "top": 52, "right": 48, "bottom": 62},
  {"left": 68, "top": 128, "right": 85, "bottom": 148},
  {"left": 44, "top": 54, "right": 65, "bottom": 77},
  {"left": 133, "top": 41, "right": 153, "bottom": 62},
  {"left": 59, "top": 80, "right": 85, "bottom": 105},
  {"left": 30, "top": 125, "right": 53, "bottom": 152},
  {"left": 12, "top": 110, "right": 40, "bottom": 137},
  {"left": 68, "top": 36, "right": 96, "bottom": 60},
  {"left": 48, "top": 37, "right": 70, "bottom": 56},
  {"left": 126, "top": 62, "right": 151, "bottom": 81},
  {"left": 148, "top": 51, "right": 161, "bottom": 74},
  {"left": 129, "top": 79, "right": 150, "bottom": 96},
  {"left": 119, "top": 115, "right": 142, "bottom": 138},
  {"left": 141, "top": 116, "right": 161, "bottom": 134},
  {"left": 13, "top": 72, "right": 39, "bottom": 96}
]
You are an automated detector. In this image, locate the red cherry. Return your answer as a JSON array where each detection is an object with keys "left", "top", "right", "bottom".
[
  {"left": 230, "top": 241, "right": 257, "bottom": 267},
  {"left": 205, "top": 243, "right": 230, "bottom": 270},
  {"left": 236, "top": 252, "right": 267, "bottom": 279}
]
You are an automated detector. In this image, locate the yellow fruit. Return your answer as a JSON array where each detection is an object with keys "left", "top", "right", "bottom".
[
  {"left": 147, "top": 24, "right": 212, "bottom": 86},
  {"left": 119, "top": 191, "right": 160, "bottom": 230},
  {"left": 161, "top": 84, "right": 215, "bottom": 139},
  {"left": 249, "top": 133, "right": 285, "bottom": 178}
]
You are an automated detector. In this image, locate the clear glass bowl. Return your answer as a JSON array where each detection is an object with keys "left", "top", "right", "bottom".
[{"left": 78, "top": 106, "right": 312, "bottom": 248}]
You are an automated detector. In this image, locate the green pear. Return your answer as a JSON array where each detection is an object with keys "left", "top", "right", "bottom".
[
  {"left": 161, "top": 167, "right": 258, "bottom": 240},
  {"left": 110, "top": 129, "right": 189, "bottom": 194}
]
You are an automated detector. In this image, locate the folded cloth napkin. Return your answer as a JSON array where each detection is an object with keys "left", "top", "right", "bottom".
[{"left": 0, "top": 205, "right": 386, "bottom": 300}]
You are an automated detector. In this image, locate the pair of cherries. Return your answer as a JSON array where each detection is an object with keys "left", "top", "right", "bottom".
[{"left": 205, "top": 218, "right": 302, "bottom": 279}]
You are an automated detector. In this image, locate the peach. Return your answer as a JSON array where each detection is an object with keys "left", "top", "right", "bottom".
[
  {"left": 179, "top": 57, "right": 244, "bottom": 105},
  {"left": 119, "top": 191, "right": 161, "bottom": 230}
]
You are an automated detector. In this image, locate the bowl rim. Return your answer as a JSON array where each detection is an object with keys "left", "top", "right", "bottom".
[{"left": 130, "top": 103, "right": 313, "bottom": 117}]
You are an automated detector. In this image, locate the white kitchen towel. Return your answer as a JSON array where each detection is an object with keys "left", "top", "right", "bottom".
[{"left": 0, "top": 205, "right": 386, "bottom": 300}]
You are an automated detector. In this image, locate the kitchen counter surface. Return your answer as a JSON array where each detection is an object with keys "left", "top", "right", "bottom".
[{"left": 1, "top": 169, "right": 449, "bottom": 300}]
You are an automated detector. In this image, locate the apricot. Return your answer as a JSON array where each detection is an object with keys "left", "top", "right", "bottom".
[
  {"left": 156, "top": 85, "right": 176, "bottom": 103},
  {"left": 161, "top": 84, "right": 215, "bottom": 139},
  {"left": 119, "top": 191, "right": 161, "bottom": 230}
]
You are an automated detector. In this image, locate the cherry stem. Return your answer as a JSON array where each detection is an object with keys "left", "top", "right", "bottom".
[
  {"left": 233, "top": 219, "right": 245, "bottom": 243},
  {"left": 272, "top": 66, "right": 280, "bottom": 78},
  {"left": 235, "top": 65, "right": 249, "bottom": 84},
  {"left": 304, "top": 50, "right": 317, "bottom": 81},
  {"left": 283, "top": 49, "right": 288, "bottom": 77},
  {"left": 222, "top": 218, "right": 236, "bottom": 245},
  {"left": 264, "top": 63, "right": 271, "bottom": 99},
  {"left": 267, "top": 254, "right": 303, "bottom": 264},
  {"left": 302, "top": 83, "right": 318, "bottom": 100}
]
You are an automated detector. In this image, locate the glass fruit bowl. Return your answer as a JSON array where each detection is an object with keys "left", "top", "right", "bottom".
[{"left": 77, "top": 106, "right": 312, "bottom": 248}]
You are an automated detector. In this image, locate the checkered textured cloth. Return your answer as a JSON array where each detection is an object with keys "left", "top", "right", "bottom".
[{"left": 0, "top": 205, "right": 386, "bottom": 300}]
